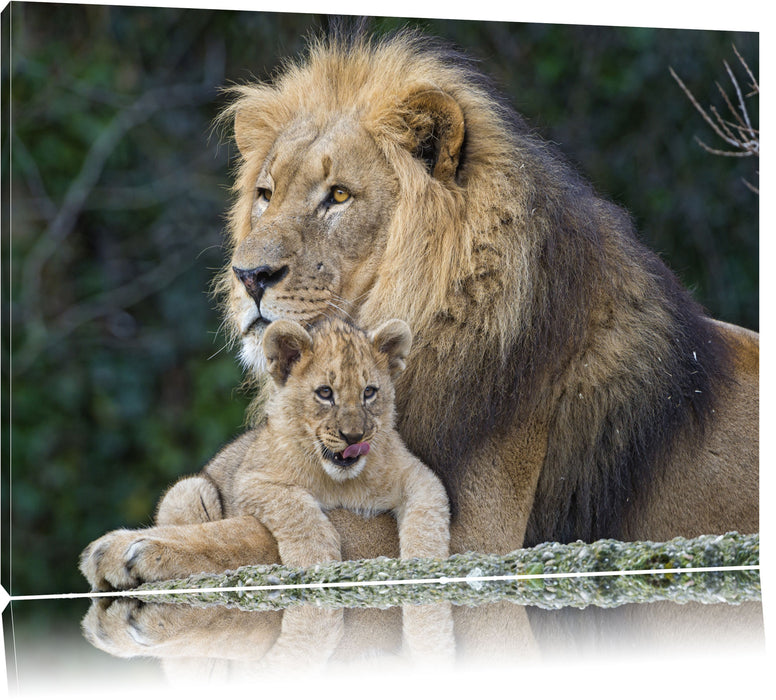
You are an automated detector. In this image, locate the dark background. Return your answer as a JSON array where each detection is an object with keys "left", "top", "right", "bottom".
[{"left": 1, "top": 4, "right": 759, "bottom": 618}]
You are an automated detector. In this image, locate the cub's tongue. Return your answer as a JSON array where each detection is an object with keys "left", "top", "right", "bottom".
[{"left": 341, "top": 442, "right": 370, "bottom": 460}]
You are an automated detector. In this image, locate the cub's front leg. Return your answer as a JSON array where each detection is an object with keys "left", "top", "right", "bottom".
[
  {"left": 394, "top": 458, "right": 451, "bottom": 560},
  {"left": 393, "top": 456, "right": 455, "bottom": 662},
  {"left": 237, "top": 479, "right": 342, "bottom": 567},
  {"left": 79, "top": 436, "right": 397, "bottom": 590}
]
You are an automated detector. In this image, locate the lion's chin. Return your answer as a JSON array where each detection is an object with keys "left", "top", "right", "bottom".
[
  {"left": 235, "top": 303, "right": 335, "bottom": 373},
  {"left": 238, "top": 331, "right": 268, "bottom": 373}
]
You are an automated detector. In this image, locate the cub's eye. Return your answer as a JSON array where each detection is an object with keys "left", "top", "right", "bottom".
[
  {"left": 363, "top": 386, "right": 378, "bottom": 402},
  {"left": 257, "top": 187, "right": 272, "bottom": 202},
  {"left": 315, "top": 386, "right": 334, "bottom": 402},
  {"left": 330, "top": 186, "right": 351, "bottom": 204}
]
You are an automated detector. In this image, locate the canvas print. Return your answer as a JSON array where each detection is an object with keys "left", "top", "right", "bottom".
[{"left": 1, "top": 2, "right": 762, "bottom": 696}]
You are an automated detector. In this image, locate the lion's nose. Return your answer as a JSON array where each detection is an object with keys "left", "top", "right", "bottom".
[{"left": 233, "top": 265, "right": 289, "bottom": 304}]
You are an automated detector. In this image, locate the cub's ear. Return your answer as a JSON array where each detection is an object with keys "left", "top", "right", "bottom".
[
  {"left": 262, "top": 320, "right": 313, "bottom": 384},
  {"left": 400, "top": 89, "right": 465, "bottom": 184},
  {"left": 371, "top": 319, "right": 413, "bottom": 379}
]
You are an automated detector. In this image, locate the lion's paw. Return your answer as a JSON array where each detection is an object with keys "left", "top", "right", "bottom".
[
  {"left": 80, "top": 530, "right": 170, "bottom": 591},
  {"left": 81, "top": 599, "right": 175, "bottom": 657}
]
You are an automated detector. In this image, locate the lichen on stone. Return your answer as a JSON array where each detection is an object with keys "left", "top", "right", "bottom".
[{"left": 135, "top": 531, "right": 759, "bottom": 612}]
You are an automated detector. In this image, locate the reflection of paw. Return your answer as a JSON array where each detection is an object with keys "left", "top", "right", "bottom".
[
  {"left": 82, "top": 599, "right": 285, "bottom": 665},
  {"left": 80, "top": 530, "right": 167, "bottom": 591},
  {"left": 81, "top": 599, "right": 163, "bottom": 658}
]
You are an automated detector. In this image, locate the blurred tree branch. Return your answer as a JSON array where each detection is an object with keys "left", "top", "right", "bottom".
[
  {"left": 19, "top": 82, "right": 217, "bottom": 322},
  {"left": 12, "top": 40, "right": 227, "bottom": 375},
  {"left": 11, "top": 132, "right": 58, "bottom": 223},
  {"left": 670, "top": 45, "right": 758, "bottom": 193}
]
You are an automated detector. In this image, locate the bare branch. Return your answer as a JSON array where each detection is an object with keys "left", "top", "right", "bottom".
[
  {"left": 669, "top": 67, "right": 738, "bottom": 147},
  {"left": 714, "top": 80, "right": 746, "bottom": 138},
  {"left": 18, "top": 80, "right": 217, "bottom": 333},
  {"left": 732, "top": 43, "right": 758, "bottom": 95},
  {"left": 722, "top": 59, "right": 755, "bottom": 138},
  {"left": 707, "top": 102, "right": 740, "bottom": 145},
  {"left": 693, "top": 136, "right": 755, "bottom": 158},
  {"left": 669, "top": 45, "right": 758, "bottom": 196}
]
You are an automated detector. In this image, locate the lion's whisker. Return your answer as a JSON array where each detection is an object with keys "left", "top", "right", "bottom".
[
  {"left": 206, "top": 343, "right": 230, "bottom": 361},
  {"left": 325, "top": 299, "right": 354, "bottom": 321}
]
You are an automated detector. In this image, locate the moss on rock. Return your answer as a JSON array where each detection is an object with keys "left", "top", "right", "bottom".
[{"left": 136, "top": 532, "right": 759, "bottom": 611}]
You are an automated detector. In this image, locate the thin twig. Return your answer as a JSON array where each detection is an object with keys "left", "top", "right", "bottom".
[
  {"left": 732, "top": 43, "right": 758, "bottom": 94},
  {"left": 669, "top": 46, "right": 758, "bottom": 193},
  {"left": 670, "top": 67, "right": 738, "bottom": 148}
]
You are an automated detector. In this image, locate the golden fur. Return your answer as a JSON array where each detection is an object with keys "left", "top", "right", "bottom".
[
  {"left": 219, "top": 30, "right": 758, "bottom": 548},
  {"left": 81, "top": 31, "right": 758, "bottom": 595}
]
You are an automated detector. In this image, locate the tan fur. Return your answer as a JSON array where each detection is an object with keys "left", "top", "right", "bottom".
[
  {"left": 218, "top": 30, "right": 757, "bottom": 551},
  {"left": 81, "top": 30, "right": 757, "bottom": 595}
]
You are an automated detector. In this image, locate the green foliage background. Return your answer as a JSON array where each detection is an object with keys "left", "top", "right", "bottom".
[{"left": 1, "top": 4, "right": 758, "bottom": 611}]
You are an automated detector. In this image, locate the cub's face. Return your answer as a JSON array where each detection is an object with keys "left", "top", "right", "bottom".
[
  {"left": 262, "top": 318, "right": 412, "bottom": 482},
  {"left": 290, "top": 342, "right": 392, "bottom": 482}
]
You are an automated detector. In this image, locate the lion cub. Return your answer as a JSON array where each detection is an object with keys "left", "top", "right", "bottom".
[
  {"left": 81, "top": 317, "right": 454, "bottom": 666},
  {"left": 185, "top": 317, "right": 451, "bottom": 568}
]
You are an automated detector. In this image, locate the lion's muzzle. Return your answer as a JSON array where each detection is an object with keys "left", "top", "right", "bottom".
[{"left": 233, "top": 264, "right": 289, "bottom": 320}]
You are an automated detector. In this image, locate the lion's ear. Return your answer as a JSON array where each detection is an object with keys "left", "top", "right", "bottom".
[
  {"left": 371, "top": 319, "right": 413, "bottom": 379},
  {"left": 233, "top": 106, "right": 264, "bottom": 156},
  {"left": 262, "top": 320, "right": 313, "bottom": 384},
  {"left": 400, "top": 89, "right": 465, "bottom": 184},
  {"left": 230, "top": 90, "right": 279, "bottom": 156}
]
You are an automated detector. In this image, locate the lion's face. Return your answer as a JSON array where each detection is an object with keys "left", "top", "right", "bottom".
[
  {"left": 261, "top": 318, "right": 412, "bottom": 483},
  {"left": 229, "top": 115, "right": 400, "bottom": 372}
]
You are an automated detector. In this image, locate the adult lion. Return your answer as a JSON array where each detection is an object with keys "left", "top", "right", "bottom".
[{"left": 81, "top": 31, "right": 757, "bottom": 591}]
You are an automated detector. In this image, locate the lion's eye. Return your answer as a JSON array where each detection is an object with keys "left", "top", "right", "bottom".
[
  {"left": 363, "top": 386, "right": 378, "bottom": 402},
  {"left": 315, "top": 386, "right": 334, "bottom": 402},
  {"left": 257, "top": 187, "right": 272, "bottom": 202},
  {"left": 330, "top": 186, "right": 351, "bottom": 204}
]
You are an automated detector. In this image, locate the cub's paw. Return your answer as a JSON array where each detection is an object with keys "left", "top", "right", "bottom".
[{"left": 80, "top": 530, "right": 171, "bottom": 591}]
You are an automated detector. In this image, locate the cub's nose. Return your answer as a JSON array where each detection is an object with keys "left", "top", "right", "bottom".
[
  {"left": 233, "top": 265, "right": 289, "bottom": 304},
  {"left": 339, "top": 430, "right": 365, "bottom": 445}
]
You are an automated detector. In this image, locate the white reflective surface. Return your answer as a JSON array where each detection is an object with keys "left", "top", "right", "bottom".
[{"left": 3, "top": 591, "right": 765, "bottom": 700}]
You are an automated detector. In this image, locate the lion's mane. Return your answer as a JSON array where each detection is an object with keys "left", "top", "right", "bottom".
[{"left": 221, "top": 31, "right": 731, "bottom": 546}]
